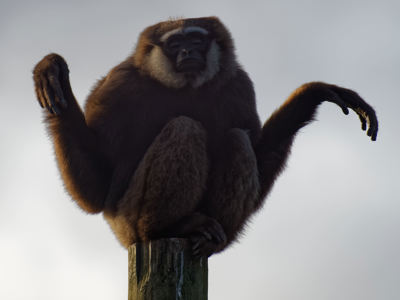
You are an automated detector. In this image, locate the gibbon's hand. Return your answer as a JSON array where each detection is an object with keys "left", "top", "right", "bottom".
[
  {"left": 326, "top": 84, "right": 378, "bottom": 141},
  {"left": 33, "top": 53, "right": 69, "bottom": 115}
]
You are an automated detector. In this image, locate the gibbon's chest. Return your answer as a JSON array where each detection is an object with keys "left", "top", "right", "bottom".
[
  {"left": 90, "top": 81, "right": 243, "bottom": 163},
  {"left": 130, "top": 86, "right": 232, "bottom": 138}
]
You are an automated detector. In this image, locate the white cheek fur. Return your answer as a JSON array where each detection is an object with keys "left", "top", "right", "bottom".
[
  {"left": 191, "top": 40, "right": 220, "bottom": 88},
  {"left": 143, "top": 47, "right": 187, "bottom": 89}
]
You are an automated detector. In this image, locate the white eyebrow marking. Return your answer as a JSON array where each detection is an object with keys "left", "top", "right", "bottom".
[
  {"left": 182, "top": 26, "right": 208, "bottom": 35},
  {"left": 160, "top": 28, "right": 182, "bottom": 42},
  {"left": 160, "top": 26, "right": 209, "bottom": 42}
]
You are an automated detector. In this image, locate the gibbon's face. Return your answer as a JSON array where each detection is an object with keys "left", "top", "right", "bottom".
[
  {"left": 161, "top": 27, "right": 211, "bottom": 74},
  {"left": 139, "top": 24, "right": 222, "bottom": 89}
]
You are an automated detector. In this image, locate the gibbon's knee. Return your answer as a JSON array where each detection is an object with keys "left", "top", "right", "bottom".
[
  {"left": 106, "top": 116, "right": 209, "bottom": 245},
  {"left": 135, "top": 116, "right": 209, "bottom": 240},
  {"left": 144, "top": 116, "right": 208, "bottom": 174},
  {"left": 206, "top": 128, "right": 260, "bottom": 241},
  {"left": 225, "top": 129, "right": 260, "bottom": 213},
  {"left": 158, "top": 116, "right": 206, "bottom": 144}
]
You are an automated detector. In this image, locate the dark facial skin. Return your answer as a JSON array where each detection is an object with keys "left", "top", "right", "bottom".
[{"left": 163, "top": 32, "right": 211, "bottom": 73}]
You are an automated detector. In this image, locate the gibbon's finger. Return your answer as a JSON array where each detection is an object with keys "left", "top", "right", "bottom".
[
  {"left": 192, "top": 236, "right": 206, "bottom": 254},
  {"left": 329, "top": 91, "right": 349, "bottom": 115},
  {"left": 48, "top": 74, "right": 68, "bottom": 109},
  {"left": 355, "top": 108, "right": 378, "bottom": 141},
  {"left": 216, "top": 224, "right": 227, "bottom": 244},
  {"left": 358, "top": 113, "right": 367, "bottom": 131},
  {"left": 34, "top": 79, "right": 45, "bottom": 108},
  {"left": 191, "top": 236, "right": 201, "bottom": 249},
  {"left": 337, "top": 100, "right": 350, "bottom": 115},
  {"left": 195, "top": 241, "right": 216, "bottom": 258},
  {"left": 367, "top": 127, "right": 372, "bottom": 137},
  {"left": 358, "top": 107, "right": 378, "bottom": 141},
  {"left": 192, "top": 241, "right": 201, "bottom": 256},
  {"left": 368, "top": 113, "right": 379, "bottom": 141},
  {"left": 205, "top": 225, "right": 221, "bottom": 243},
  {"left": 371, "top": 121, "right": 378, "bottom": 141},
  {"left": 193, "top": 225, "right": 212, "bottom": 240},
  {"left": 40, "top": 75, "right": 53, "bottom": 113},
  {"left": 367, "top": 117, "right": 378, "bottom": 141},
  {"left": 200, "top": 229, "right": 212, "bottom": 241},
  {"left": 41, "top": 75, "right": 61, "bottom": 115},
  {"left": 371, "top": 129, "right": 378, "bottom": 141},
  {"left": 209, "top": 222, "right": 227, "bottom": 244}
]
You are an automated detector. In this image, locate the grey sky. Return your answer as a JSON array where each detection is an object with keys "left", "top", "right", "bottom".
[{"left": 1, "top": 0, "right": 399, "bottom": 299}]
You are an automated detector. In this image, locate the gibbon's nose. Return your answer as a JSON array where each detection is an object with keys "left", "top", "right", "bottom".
[{"left": 181, "top": 49, "right": 189, "bottom": 57}]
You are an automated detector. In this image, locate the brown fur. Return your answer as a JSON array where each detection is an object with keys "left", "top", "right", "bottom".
[
  {"left": 104, "top": 116, "right": 209, "bottom": 247},
  {"left": 33, "top": 17, "right": 378, "bottom": 256}
]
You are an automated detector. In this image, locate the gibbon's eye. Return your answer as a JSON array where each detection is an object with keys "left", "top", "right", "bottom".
[
  {"left": 187, "top": 32, "right": 208, "bottom": 48},
  {"left": 191, "top": 38, "right": 203, "bottom": 46},
  {"left": 166, "top": 36, "right": 184, "bottom": 52},
  {"left": 168, "top": 41, "right": 181, "bottom": 50}
]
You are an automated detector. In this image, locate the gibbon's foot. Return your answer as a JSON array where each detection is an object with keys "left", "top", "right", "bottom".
[
  {"left": 168, "top": 212, "right": 227, "bottom": 256},
  {"left": 189, "top": 216, "right": 227, "bottom": 257},
  {"left": 33, "top": 53, "right": 69, "bottom": 115},
  {"left": 191, "top": 235, "right": 222, "bottom": 257},
  {"left": 196, "top": 216, "right": 227, "bottom": 244}
]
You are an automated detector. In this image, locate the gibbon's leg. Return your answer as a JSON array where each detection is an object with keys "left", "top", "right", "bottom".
[
  {"left": 106, "top": 116, "right": 212, "bottom": 248},
  {"left": 254, "top": 82, "right": 378, "bottom": 208},
  {"left": 198, "top": 128, "right": 260, "bottom": 255}
]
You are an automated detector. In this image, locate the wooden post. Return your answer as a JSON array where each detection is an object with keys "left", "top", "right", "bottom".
[{"left": 128, "top": 238, "right": 208, "bottom": 300}]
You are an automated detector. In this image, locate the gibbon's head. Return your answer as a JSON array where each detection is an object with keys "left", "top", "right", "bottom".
[{"left": 133, "top": 17, "right": 238, "bottom": 89}]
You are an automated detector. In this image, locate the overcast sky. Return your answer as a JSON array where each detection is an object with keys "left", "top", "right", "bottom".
[{"left": 1, "top": 0, "right": 399, "bottom": 299}]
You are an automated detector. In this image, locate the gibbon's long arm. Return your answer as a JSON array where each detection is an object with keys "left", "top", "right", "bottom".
[
  {"left": 33, "top": 53, "right": 111, "bottom": 213},
  {"left": 255, "top": 82, "right": 378, "bottom": 203}
]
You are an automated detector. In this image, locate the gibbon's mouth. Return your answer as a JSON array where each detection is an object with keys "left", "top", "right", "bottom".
[{"left": 176, "top": 58, "right": 205, "bottom": 73}]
